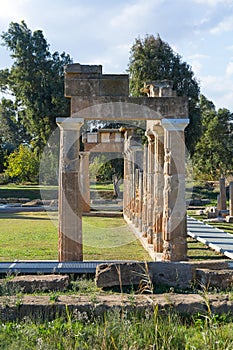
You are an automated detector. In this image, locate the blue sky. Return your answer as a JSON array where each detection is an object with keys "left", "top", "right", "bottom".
[{"left": 1, "top": 0, "right": 233, "bottom": 110}]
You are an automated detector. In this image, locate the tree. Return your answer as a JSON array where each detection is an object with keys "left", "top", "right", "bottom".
[
  {"left": 4, "top": 144, "right": 39, "bottom": 183},
  {"left": 0, "top": 98, "right": 29, "bottom": 147},
  {"left": 192, "top": 95, "right": 233, "bottom": 179},
  {"left": 0, "top": 21, "right": 72, "bottom": 153},
  {"left": 128, "top": 34, "right": 201, "bottom": 154},
  {"left": 89, "top": 154, "right": 124, "bottom": 182},
  {"left": 0, "top": 98, "right": 30, "bottom": 172}
]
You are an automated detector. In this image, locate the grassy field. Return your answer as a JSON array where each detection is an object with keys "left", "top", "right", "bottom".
[
  {"left": 0, "top": 212, "right": 151, "bottom": 261},
  {"left": 0, "top": 183, "right": 230, "bottom": 261},
  {"left": 0, "top": 211, "right": 225, "bottom": 261}
]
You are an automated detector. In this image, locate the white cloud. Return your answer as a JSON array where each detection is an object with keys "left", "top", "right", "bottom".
[
  {"left": 200, "top": 74, "right": 233, "bottom": 110},
  {"left": 0, "top": 0, "right": 30, "bottom": 20},
  {"left": 226, "top": 61, "right": 233, "bottom": 77},
  {"left": 210, "top": 15, "right": 233, "bottom": 34},
  {"left": 194, "top": 0, "right": 231, "bottom": 5},
  {"left": 187, "top": 54, "right": 209, "bottom": 75},
  {"left": 110, "top": 0, "right": 160, "bottom": 30}
]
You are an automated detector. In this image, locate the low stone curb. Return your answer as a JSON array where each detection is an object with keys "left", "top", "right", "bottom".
[
  {"left": 2, "top": 275, "right": 69, "bottom": 293},
  {"left": 0, "top": 293, "right": 233, "bottom": 322}
]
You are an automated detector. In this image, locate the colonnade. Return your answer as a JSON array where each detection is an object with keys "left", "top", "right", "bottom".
[{"left": 123, "top": 119, "right": 189, "bottom": 261}]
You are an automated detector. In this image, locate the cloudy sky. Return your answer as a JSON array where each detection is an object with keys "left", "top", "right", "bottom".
[{"left": 1, "top": 0, "right": 233, "bottom": 110}]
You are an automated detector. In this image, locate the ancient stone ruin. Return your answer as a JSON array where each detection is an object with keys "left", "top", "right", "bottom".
[{"left": 57, "top": 64, "right": 189, "bottom": 262}]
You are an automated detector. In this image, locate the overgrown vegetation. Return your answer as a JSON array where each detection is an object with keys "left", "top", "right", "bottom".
[{"left": 0, "top": 307, "right": 233, "bottom": 349}]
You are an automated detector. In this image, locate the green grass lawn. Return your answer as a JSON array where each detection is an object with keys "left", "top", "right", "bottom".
[
  {"left": 0, "top": 212, "right": 150, "bottom": 261},
  {"left": 0, "top": 211, "right": 225, "bottom": 261}
]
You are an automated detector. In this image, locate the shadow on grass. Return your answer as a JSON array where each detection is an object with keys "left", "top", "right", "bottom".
[
  {"left": 0, "top": 214, "right": 51, "bottom": 220},
  {"left": 188, "top": 247, "right": 209, "bottom": 251},
  {"left": 188, "top": 255, "right": 227, "bottom": 260}
]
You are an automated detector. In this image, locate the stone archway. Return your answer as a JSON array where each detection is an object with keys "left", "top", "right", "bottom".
[{"left": 57, "top": 64, "right": 189, "bottom": 262}]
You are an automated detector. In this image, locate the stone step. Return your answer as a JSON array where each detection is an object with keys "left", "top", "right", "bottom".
[
  {"left": 195, "top": 268, "right": 233, "bottom": 289},
  {"left": 0, "top": 275, "right": 69, "bottom": 293}
]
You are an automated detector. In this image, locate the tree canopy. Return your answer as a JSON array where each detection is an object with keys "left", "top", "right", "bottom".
[
  {"left": 192, "top": 95, "right": 233, "bottom": 179},
  {"left": 5, "top": 144, "right": 39, "bottom": 183},
  {"left": 0, "top": 21, "right": 72, "bottom": 153},
  {"left": 128, "top": 34, "right": 201, "bottom": 154}
]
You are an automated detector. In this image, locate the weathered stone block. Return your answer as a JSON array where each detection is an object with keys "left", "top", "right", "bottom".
[
  {"left": 4, "top": 275, "right": 69, "bottom": 293},
  {"left": 95, "top": 262, "right": 193, "bottom": 289},
  {"left": 65, "top": 63, "right": 102, "bottom": 75},
  {"left": 65, "top": 79, "right": 100, "bottom": 97},
  {"left": 100, "top": 75, "right": 129, "bottom": 96},
  {"left": 196, "top": 269, "right": 233, "bottom": 289}
]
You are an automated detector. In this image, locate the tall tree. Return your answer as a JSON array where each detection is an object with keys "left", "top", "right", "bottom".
[
  {"left": 0, "top": 98, "right": 29, "bottom": 148},
  {"left": 192, "top": 95, "right": 233, "bottom": 179},
  {"left": 128, "top": 34, "right": 201, "bottom": 154},
  {"left": 0, "top": 21, "right": 72, "bottom": 153}
]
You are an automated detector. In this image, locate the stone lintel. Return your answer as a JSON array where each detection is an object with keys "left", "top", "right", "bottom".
[
  {"left": 70, "top": 97, "right": 188, "bottom": 120},
  {"left": 84, "top": 143, "right": 124, "bottom": 153}
]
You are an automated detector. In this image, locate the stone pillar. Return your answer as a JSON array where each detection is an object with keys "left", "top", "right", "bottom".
[
  {"left": 133, "top": 150, "right": 143, "bottom": 226},
  {"left": 218, "top": 178, "right": 227, "bottom": 211},
  {"left": 138, "top": 170, "right": 143, "bottom": 232},
  {"left": 124, "top": 152, "right": 132, "bottom": 219},
  {"left": 57, "top": 117, "right": 84, "bottom": 261},
  {"left": 146, "top": 132, "right": 155, "bottom": 244},
  {"left": 230, "top": 182, "right": 233, "bottom": 217},
  {"left": 123, "top": 150, "right": 130, "bottom": 219},
  {"left": 226, "top": 181, "right": 233, "bottom": 223},
  {"left": 153, "top": 126, "right": 164, "bottom": 253},
  {"left": 79, "top": 152, "right": 90, "bottom": 213},
  {"left": 161, "top": 118, "right": 189, "bottom": 261},
  {"left": 142, "top": 144, "right": 148, "bottom": 237},
  {"left": 129, "top": 149, "right": 135, "bottom": 221},
  {"left": 134, "top": 168, "right": 140, "bottom": 227}
]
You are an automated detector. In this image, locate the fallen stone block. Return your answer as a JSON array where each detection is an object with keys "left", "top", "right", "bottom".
[
  {"left": 95, "top": 262, "right": 193, "bottom": 289},
  {"left": 4, "top": 275, "right": 69, "bottom": 293}
]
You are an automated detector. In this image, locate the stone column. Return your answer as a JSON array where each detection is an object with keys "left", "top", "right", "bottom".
[
  {"left": 129, "top": 149, "right": 135, "bottom": 221},
  {"left": 123, "top": 150, "right": 132, "bottom": 219},
  {"left": 218, "top": 178, "right": 227, "bottom": 211},
  {"left": 230, "top": 182, "right": 233, "bottom": 217},
  {"left": 79, "top": 152, "right": 90, "bottom": 213},
  {"left": 161, "top": 118, "right": 189, "bottom": 261},
  {"left": 134, "top": 168, "right": 140, "bottom": 227},
  {"left": 138, "top": 170, "right": 143, "bottom": 232},
  {"left": 153, "top": 125, "right": 164, "bottom": 253},
  {"left": 57, "top": 117, "right": 84, "bottom": 261},
  {"left": 142, "top": 144, "right": 148, "bottom": 237},
  {"left": 226, "top": 181, "right": 233, "bottom": 223},
  {"left": 146, "top": 132, "right": 155, "bottom": 244}
]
